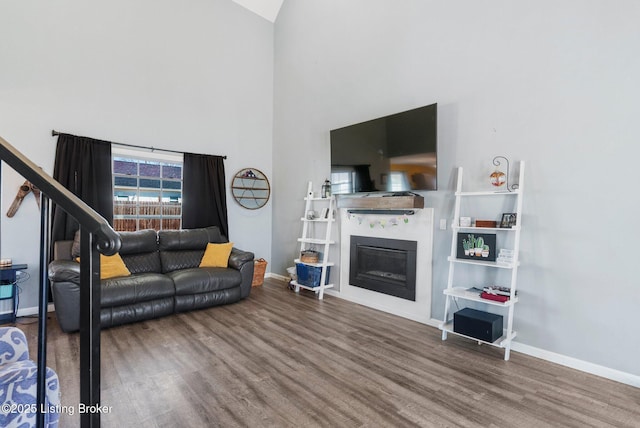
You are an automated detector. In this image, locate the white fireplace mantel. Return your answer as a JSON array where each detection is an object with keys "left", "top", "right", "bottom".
[{"left": 330, "top": 207, "right": 434, "bottom": 324}]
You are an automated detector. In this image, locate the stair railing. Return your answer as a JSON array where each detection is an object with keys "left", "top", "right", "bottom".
[{"left": 0, "top": 136, "right": 121, "bottom": 428}]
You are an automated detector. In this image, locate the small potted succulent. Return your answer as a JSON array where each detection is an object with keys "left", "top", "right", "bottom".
[
  {"left": 481, "top": 244, "right": 490, "bottom": 258},
  {"left": 475, "top": 236, "right": 484, "bottom": 256},
  {"left": 462, "top": 239, "right": 471, "bottom": 256}
]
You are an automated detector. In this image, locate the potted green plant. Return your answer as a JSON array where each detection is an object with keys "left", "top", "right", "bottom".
[
  {"left": 475, "top": 236, "right": 484, "bottom": 256},
  {"left": 482, "top": 244, "right": 490, "bottom": 258}
]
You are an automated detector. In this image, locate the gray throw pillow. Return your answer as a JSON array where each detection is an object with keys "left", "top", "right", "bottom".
[{"left": 71, "top": 230, "right": 81, "bottom": 258}]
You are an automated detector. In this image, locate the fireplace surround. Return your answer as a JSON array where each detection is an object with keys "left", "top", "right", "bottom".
[{"left": 336, "top": 205, "right": 434, "bottom": 324}]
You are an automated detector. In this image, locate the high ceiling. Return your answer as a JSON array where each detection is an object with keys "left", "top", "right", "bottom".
[{"left": 231, "top": 0, "right": 283, "bottom": 23}]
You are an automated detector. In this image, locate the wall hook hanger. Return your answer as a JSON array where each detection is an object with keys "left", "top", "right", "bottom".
[{"left": 6, "top": 180, "right": 40, "bottom": 217}]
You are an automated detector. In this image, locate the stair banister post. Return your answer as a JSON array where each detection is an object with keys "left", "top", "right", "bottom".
[
  {"left": 36, "top": 194, "right": 50, "bottom": 428},
  {"left": 79, "top": 229, "right": 102, "bottom": 427}
]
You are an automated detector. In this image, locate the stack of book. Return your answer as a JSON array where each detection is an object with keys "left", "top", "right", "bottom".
[
  {"left": 481, "top": 285, "right": 515, "bottom": 302},
  {"left": 496, "top": 249, "right": 515, "bottom": 264}
]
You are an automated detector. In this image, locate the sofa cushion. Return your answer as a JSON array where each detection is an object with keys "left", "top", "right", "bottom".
[
  {"left": 167, "top": 267, "right": 241, "bottom": 295},
  {"left": 158, "top": 226, "right": 225, "bottom": 250},
  {"left": 174, "top": 287, "right": 242, "bottom": 312},
  {"left": 101, "top": 273, "right": 175, "bottom": 308},
  {"left": 71, "top": 230, "right": 81, "bottom": 258},
  {"left": 54, "top": 240, "right": 74, "bottom": 261},
  {"left": 119, "top": 229, "right": 158, "bottom": 254},
  {"left": 159, "top": 250, "right": 204, "bottom": 273},
  {"left": 100, "top": 298, "right": 175, "bottom": 329},
  {"left": 158, "top": 226, "right": 227, "bottom": 273},
  {"left": 119, "top": 229, "right": 162, "bottom": 274}
]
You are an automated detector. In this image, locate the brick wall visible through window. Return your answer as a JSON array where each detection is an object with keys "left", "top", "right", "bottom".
[{"left": 113, "top": 154, "right": 183, "bottom": 232}]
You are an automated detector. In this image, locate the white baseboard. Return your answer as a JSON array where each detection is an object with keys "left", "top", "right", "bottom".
[
  {"left": 425, "top": 316, "right": 639, "bottom": 389},
  {"left": 510, "top": 341, "right": 640, "bottom": 389},
  {"left": 266, "top": 272, "right": 288, "bottom": 281},
  {"left": 15, "top": 303, "right": 56, "bottom": 317}
]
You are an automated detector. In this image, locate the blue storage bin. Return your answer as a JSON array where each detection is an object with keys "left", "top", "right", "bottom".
[
  {"left": 296, "top": 263, "right": 331, "bottom": 287},
  {"left": 0, "top": 284, "right": 14, "bottom": 299}
]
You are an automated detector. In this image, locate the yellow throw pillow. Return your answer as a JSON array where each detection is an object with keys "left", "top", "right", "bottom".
[
  {"left": 75, "top": 253, "right": 131, "bottom": 279},
  {"left": 100, "top": 253, "right": 131, "bottom": 279},
  {"left": 199, "top": 242, "right": 234, "bottom": 268}
]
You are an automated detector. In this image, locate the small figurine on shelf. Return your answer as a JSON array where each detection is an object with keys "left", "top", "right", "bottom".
[
  {"left": 490, "top": 170, "right": 506, "bottom": 187},
  {"left": 321, "top": 179, "right": 331, "bottom": 198},
  {"left": 490, "top": 156, "right": 518, "bottom": 192}
]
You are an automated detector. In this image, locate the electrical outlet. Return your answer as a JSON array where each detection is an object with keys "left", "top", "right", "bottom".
[{"left": 440, "top": 219, "right": 447, "bottom": 230}]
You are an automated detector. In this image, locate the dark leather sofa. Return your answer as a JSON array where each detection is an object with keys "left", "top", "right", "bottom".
[{"left": 48, "top": 226, "right": 254, "bottom": 333}]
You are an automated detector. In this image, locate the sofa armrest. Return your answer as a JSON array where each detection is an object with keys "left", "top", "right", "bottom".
[
  {"left": 229, "top": 248, "right": 254, "bottom": 299},
  {"left": 0, "top": 361, "right": 61, "bottom": 427},
  {"left": 228, "top": 248, "right": 254, "bottom": 270},
  {"left": 0, "top": 327, "right": 29, "bottom": 364},
  {"left": 48, "top": 260, "right": 80, "bottom": 284}
]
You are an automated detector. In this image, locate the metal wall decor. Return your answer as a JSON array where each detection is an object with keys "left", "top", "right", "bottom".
[
  {"left": 231, "top": 168, "right": 270, "bottom": 209},
  {"left": 491, "top": 156, "right": 519, "bottom": 192},
  {"left": 6, "top": 181, "right": 40, "bottom": 217}
]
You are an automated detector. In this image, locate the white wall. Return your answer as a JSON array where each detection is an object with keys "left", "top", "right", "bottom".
[
  {"left": 273, "top": 0, "right": 640, "bottom": 378},
  {"left": 0, "top": 0, "right": 274, "bottom": 312}
]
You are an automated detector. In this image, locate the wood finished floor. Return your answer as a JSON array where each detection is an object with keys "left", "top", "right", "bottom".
[{"left": 18, "top": 278, "right": 640, "bottom": 427}]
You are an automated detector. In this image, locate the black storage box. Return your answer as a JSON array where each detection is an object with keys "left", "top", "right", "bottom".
[{"left": 454, "top": 308, "right": 503, "bottom": 342}]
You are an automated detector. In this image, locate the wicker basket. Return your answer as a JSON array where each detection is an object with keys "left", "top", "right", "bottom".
[
  {"left": 300, "top": 250, "right": 319, "bottom": 263},
  {"left": 252, "top": 258, "right": 268, "bottom": 287}
]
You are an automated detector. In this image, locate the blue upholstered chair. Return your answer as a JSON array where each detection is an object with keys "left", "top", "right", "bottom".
[{"left": 0, "top": 327, "right": 60, "bottom": 428}]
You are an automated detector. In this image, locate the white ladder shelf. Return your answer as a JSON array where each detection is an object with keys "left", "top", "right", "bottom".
[
  {"left": 439, "top": 161, "right": 525, "bottom": 360},
  {"left": 292, "top": 181, "right": 335, "bottom": 300}
]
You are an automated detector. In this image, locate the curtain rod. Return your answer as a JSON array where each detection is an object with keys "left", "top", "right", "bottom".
[{"left": 51, "top": 130, "right": 227, "bottom": 159}]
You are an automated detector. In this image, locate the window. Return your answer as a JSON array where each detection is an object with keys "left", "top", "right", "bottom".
[
  {"left": 330, "top": 168, "right": 355, "bottom": 194},
  {"left": 112, "top": 148, "right": 183, "bottom": 232}
]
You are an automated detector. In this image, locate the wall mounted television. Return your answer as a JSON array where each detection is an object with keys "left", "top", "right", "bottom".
[{"left": 330, "top": 103, "right": 437, "bottom": 195}]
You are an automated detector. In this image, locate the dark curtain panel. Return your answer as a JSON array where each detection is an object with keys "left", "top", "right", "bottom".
[
  {"left": 51, "top": 133, "right": 113, "bottom": 245},
  {"left": 182, "top": 153, "right": 228, "bottom": 238}
]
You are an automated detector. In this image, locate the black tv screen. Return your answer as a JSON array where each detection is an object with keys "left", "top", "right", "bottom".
[{"left": 330, "top": 103, "right": 437, "bottom": 194}]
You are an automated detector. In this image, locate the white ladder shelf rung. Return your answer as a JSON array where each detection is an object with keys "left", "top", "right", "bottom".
[{"left": 298, "top": 238, "right": 335, "bottom": 245}]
